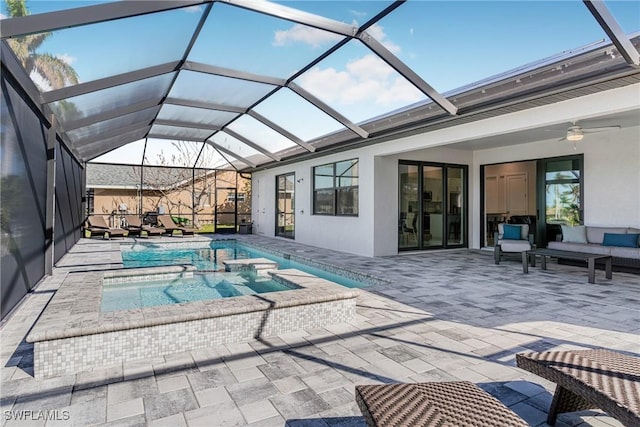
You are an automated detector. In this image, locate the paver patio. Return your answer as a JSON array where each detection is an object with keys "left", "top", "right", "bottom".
[{"left": 1, "top": 235, "right": 638, "bottom": 427}]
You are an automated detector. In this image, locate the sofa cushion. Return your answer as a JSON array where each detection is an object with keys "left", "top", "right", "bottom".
[
  {"left": 603, "top": 233, "right": 640, "bottom": 248},
  {"left": 586, "top": 226, "right": 627, "bottom": 244},
  {"left": 547, "top": 241, "right": 612, "bottom": 256},
  {"left": 561, "top": 225, "right": 587, "bottom": 243},
  {"left": 609, "top": 246, "right": 640, "bottom": 259}
]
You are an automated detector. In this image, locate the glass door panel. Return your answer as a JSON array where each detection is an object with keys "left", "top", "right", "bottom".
[
  {"left": 276, "top": 173, "right": 295, "bottom": 238},
  {"left": 542, "top": 157, "right": 582, "bottom": 245},
  {"left": 399, "top": 164, "right": 419, "bottom": 249},
  {"left": 447, "top": 166, "right": 464, "bottom": 246},
  {"left": 423, "top": 166, "right": 443, "bottom": 248}
]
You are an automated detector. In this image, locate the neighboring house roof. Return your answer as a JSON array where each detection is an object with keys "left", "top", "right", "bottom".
[
  {"left": 86, "top": 163, "right": 142, "bottom": 189},
  {"left": 86, "top": 163, "right": 241, "bottom": 190}
]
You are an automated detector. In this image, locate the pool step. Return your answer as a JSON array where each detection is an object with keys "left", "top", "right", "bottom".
[{"left": 223, "top": 258, "right": 278, "bottom": 273}]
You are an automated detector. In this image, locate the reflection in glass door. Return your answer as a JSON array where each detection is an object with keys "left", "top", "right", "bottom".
[
  {"left": 539, "top": 156, "right": 582, "bottom": 246},
  {"left": 399, "top": 162, "right": 467, "bottom": 250},
  {"left": 447, "top": 166, "right": 465, "bottom": 246},
  {"left": 276, "top": 173, "right": 295, "bottom": 238},
  {"left": 423, "top": 166, "right": 443, "bottom": 248},
  {"left": 399, "top": 164, "right": 419, "bottom": 249}
]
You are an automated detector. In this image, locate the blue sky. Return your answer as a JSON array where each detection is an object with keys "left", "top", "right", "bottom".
[
  {"left": 11, "top": 0, "right": 639, "bottom": 92},
  {"left": 3, "top": 0, "right": 638, "bottom": 164}
]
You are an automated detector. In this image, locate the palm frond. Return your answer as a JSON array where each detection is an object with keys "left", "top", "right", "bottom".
[
  {"left": 5, "top": 0, "right": 28, "bottom": 18},
  {"left": 32, "top": 53, "right": 79, "bottom": 89}
]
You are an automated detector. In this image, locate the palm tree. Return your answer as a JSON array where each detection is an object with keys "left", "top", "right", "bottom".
[{"left": 5, "top": 0, "right": 79, "bottom": 90}]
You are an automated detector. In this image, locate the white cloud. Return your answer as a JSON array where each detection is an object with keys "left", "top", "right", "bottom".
[
  {"left": 345, "top": 54, "right": 393, "bottom": 81},
  {"left": 366, "top": 23, "right": 400, "bottom": 54},
  {"left": 348, "top": 9, "right": 367, "bottom": 21},
  {"left": 30, "top": 71, "right": 52, "bottom": 91},
  {"left": 273, "top": 24, "right": 342, "bottom": 48},
  {"left": 183, "top": 5, "right": 203, "bottom": 13},
  {"left": 56, "top": 53, "right": 77, "bottom": 65},
  {"left": 298, "top": 54, "right": 422, "bottom": 109},
  {"left": 0, "top": 13, "right": 7, "bottom": 20}
]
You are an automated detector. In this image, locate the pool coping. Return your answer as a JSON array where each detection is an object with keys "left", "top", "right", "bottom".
[{"left": 26, "top": 265, "right": 360, "bottom": 343}]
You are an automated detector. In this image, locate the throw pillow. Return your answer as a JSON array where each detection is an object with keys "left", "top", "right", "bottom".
[
  {"left": 602, "top": 233, "right": 639, "bottom": 248},
  {"left": 502, "top": 224, "right": 522, "bottom": 240},
  {"left": 561, "top": 225, "right": 588, "bottom": 243}
]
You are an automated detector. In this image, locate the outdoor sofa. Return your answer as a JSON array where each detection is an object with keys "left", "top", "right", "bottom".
[{"left": 548, "top": 225, "right": 640, "bottom": 270}]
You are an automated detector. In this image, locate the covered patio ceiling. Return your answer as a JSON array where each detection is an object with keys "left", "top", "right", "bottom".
[{"left": 1, "top": 0, "right": 639, "bottom": 171}]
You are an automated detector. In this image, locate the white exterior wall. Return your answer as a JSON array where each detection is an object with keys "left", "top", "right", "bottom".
[
  {"left": 252, "top": 151, "right": 376, "bottom": 256},
  {"left": 252, "top": 84, "right": 640, "bottom": 257}
]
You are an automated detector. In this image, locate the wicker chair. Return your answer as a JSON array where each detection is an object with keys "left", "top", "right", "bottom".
[
  {"left": 516, "top": 349, "right": 640, "bottom": 426},
  {"left": 355, "top": 381, "right": 529, "bottom": 427}
]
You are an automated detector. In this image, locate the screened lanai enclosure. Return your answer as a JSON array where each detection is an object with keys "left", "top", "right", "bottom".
[{"left": 1, "top": 0, "right": 639, "bottom": 319}]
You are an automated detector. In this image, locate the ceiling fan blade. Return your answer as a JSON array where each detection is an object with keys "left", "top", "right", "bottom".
[{"left": 581, "top": 125, "right": 621, "bottom": 133}]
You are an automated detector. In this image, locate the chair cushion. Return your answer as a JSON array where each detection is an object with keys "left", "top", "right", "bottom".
[
  {"left": 561, "top": 225, "right": 588, "bottom": 243},
  {"left": 502, "top": 224, "right": 522, "bottom": 240},
  {"left": 603, "top": 233, "right": 639, "bottom": 248},
  {"left": 498, "top": 223, "right": 528, "bottom": 240},
  {"left": 500, "top": 240, "right": 531, "bottom": 252}
]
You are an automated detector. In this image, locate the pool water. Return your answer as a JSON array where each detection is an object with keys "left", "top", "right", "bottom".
[
  {"left": 121, "top": 244, "right": 255, "bottom": 271},
  {"left": 120, "top": 241, "right": 370, "bottom": 289},
  {"left": 101, "top": 272, "right": 296, "bottom": 311}
]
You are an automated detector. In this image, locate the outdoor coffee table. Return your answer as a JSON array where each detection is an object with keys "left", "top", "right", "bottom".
[
  {"left": 522, "top": 248, "right": 612, "bottom": 284},
  {"left": 516, "top": 349, "right": 640, "bottom": 426}
]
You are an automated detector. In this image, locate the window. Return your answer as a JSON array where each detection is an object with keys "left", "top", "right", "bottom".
[
  {"left": 226, "top": 192, "right": 245, "bottom": 203},
  {"left": 86, "top": 189, "right": 95, "bottom": 215},
  {"left": 313, "top": 159, "right": 358, "bottom": 216}
]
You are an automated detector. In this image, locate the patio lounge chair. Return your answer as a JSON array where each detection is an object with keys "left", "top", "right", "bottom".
[
  {"left": 516, "top": 349, "right": 640, "bottom": 426},
  {"left": 494, "top": 223, "right": 533, "bottom": 264},
  {"left": 355, "top": 381, "right": 529, "bottom": 427},
  {"left": 86, "top": 215, "right": 127, "bottom": 239},
  {"left": 123, "top": 214, "right": 164, "bottom": 237},
  {"left": 157, "top": 214, "right": 196, "bottom": 236}
]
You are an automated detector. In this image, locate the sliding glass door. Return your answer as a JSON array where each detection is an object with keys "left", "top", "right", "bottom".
[
  {"left": 399, "top": 164, "right": 419, "bottom": 249},
  {"left": 538, "top": 155, "right": 583, "bottom": 246},
  {"left": 399, "top": 162, "right": 466, "bottom": 250},
  {"left": 276, "top": 173, "right": 295, "bottom": 238}
]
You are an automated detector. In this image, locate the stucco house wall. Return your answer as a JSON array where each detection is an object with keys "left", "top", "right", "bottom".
[{"left": 252, "top": 84, "right": 640, "bottom": 257}]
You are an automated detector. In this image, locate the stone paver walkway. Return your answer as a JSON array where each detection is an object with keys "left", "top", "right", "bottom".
[{"left": 1, "top": 235, "right": 638, "bottom": 427}]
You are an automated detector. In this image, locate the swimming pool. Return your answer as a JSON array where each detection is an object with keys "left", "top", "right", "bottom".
[
  {"left": 101, "top": 271, "right": 298, "bottom": 312},
  {"left": 120, "top": 240, "right": 371, "bottom": 289}
]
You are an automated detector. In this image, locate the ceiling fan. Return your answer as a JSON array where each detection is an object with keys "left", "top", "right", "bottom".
[{"left": 560, "top": 123, "right": 621, "bottom": 142}]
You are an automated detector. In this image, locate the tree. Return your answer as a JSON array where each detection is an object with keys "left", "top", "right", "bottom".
[
  {"left": 119, "top": 141, "right": 249, "bottom": 226},
  {"left": 5, "top": 0, "right": 79, "bottom": 90}
]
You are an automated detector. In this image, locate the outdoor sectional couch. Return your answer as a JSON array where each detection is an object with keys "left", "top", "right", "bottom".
[{"left": 548, "top": 225, "right": 640, "bottom": 271}]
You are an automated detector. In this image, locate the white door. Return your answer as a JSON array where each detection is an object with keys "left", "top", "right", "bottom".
[
  {"left": 485, "top": 175, "right": 505, "bottom": 213},
  {"left": 505, "top": 173, "right": 528, "bottom": 216}
]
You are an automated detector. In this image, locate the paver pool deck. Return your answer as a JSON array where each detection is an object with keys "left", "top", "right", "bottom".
[{"left": 1, "top": 234, "right": 638, "bottom": 427}]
